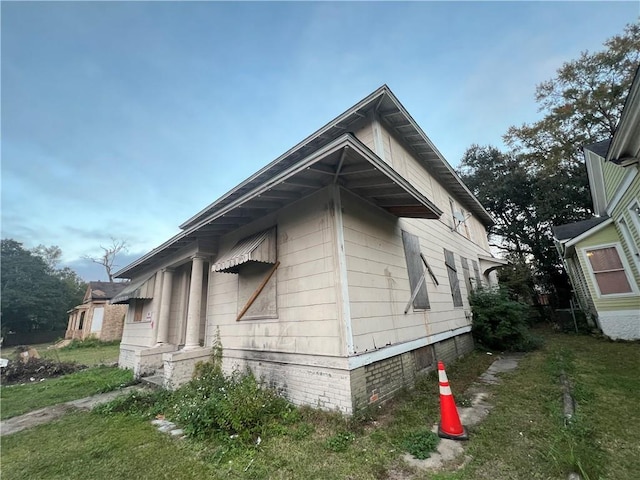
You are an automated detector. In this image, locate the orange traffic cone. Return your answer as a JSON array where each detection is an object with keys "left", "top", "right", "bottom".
[{"left": 437, "top": 361, "right": 468, "bottom": 440}]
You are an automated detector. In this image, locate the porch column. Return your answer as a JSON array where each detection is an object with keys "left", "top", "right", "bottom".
[
  {"left": 184, "top": 255, "right": 205, "bottom": 349},
  {"left": 157, "top": 268, "right": 174, "bottom": 344}
]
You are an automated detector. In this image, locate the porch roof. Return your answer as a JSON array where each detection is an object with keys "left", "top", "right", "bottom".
[
  {"left": 115, "top": 134, "right": 443, "bottom": 279},
  {"left": 111, "top": 274, "right": 155, "bottom": 304}
]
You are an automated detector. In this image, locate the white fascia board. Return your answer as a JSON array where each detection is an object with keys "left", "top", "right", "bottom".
[
  {"left": 347, "top": 326, "right": 472, "bottom": 369},
  {"left": 584, "top": 149, "right": 607, "bottom": 216},
  {"left": 381, "top": 91, "right": 495, "bottom": 226},
  {"left": 117, "top": 134, "right": 443, "bottom": 277},
  {"left": 179, "top": 87, "right": 389, "bottom": 230},
  {"left": 187, "top": 134, "right": 442, "bottom": 234},
  {"left": 607, "top": 70, "right": 640, "bottom": 163},
  {"left": 565, "top": 218, "right": 614, "bottom": 249},
  {"left": 606, "top": 166, "right": 638, "bottom": 216}
]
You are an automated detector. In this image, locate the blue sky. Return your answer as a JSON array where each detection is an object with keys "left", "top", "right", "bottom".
[{"left": 2, "top": 1, "right": 637, "bottom": 281}]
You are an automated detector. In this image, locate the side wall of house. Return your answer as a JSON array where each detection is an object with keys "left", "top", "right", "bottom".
[
  {"left": 575, "top": 223, "right": 640, "bottom": 340},
  {"left": 603, "top": 159, "right": 628, "bottom": 204},
  {"left": 208, "top": 187, "right": 345, "bottom": 356},
  {"left": 341, "top": 189, "right": 484, "bottom": 349},
  {"left": 100, "top": 304, "right": 128, "bottom": 342},
  {"left": 344, "top": 119, "right": 492, "bottom": 408},
  {"left": 354, "top": 121, "right": 490, "bottom": 252},
  {"left": 610, "top": 174, "right": 640, "bottom": 282}
]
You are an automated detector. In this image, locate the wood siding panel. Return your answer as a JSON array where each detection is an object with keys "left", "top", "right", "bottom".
[
  {"left": 208, "top": 188, "right": 344, "bottom": 357},
  {"left": 378, "top": 122, "right": 491, "bottom": 251},
  {"left": 603, "top": 160, "right": 627, "bottom": 204},
  {"left": 341, "top": 188, "right": 491, "bottom": 353}
]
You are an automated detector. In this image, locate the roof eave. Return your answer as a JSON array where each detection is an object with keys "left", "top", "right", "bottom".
[
  {"left": 607, "top": 66, "right": 640, "bottom": 165},
  {"left": 115, "top": 134, "right": 444, "bottom": 278}
]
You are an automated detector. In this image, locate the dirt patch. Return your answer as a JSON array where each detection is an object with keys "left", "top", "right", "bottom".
[{"left": 1, "top": 357, "right": 86, "bottom": 385}]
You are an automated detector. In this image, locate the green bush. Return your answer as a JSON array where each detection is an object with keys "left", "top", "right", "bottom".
[
  {"left": 97, "top": 349, "right": 294, "bottom": 445},
  {"left": 171, "top": 366, "right": 292, "bottom": 443},
  {"left": 470, "top": 287, "right": 543, "bottom": 352},
  {"left": 401, "top": 429, "right": 439, "bottom": 459}
]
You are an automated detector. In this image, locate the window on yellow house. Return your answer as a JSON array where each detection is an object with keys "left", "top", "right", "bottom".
[{"left": 585, "top": 245, "right": 633, "bottom": 295}]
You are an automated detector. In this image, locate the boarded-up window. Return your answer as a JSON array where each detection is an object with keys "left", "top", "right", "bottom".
[
  {"left": 133, "top": 301, "right": 144, "bottom": 322},
  {"left": 401, "top": 230, "right": 429, "bottom": 309},
  {"left": 472, "top": 260, "right": 482, "bottom": 287},
  {"left": 460, "top": 257, "right": 472, "bottom": 295},
  {"left": 585, "top": 246, "right": 633, "bottom": 295},
  {"left": 237, "top": 262, "right": 278, "bottom": 319},
  {"left": 444, "top": 249, "right": 463, "bottom": 307}
]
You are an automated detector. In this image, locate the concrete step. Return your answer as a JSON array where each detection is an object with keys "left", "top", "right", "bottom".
[{"left": 140, "top": 373, "right": 165, "bottom": 388}]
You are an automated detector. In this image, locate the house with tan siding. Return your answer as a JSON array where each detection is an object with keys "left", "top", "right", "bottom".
[
  {"left": 66, "top": 282, "right": 128, "bottom": 341},
  {"left": 114, "top": 85, "right": 506, "bottom": 413},
  {"left": 553, "top": 69, "right": 640, "bottom": 340}
]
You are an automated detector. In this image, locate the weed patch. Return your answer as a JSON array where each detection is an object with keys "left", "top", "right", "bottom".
[
  {"left": 325, "top": 431, "right": 355, "bottom": 452},
  {"left": 401, "top": 429, "right": 439, "bottom": 459}
]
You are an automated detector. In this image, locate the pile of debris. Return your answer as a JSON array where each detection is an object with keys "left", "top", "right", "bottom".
[{"left": 0, "top": 346, "right": 86, "bottom": 385}]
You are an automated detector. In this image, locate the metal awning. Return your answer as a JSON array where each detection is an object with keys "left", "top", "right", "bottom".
[
  {"left": 212, "top": 227, "right": 276, "bottom": 274},
  {"left": 111, "top": 275, "right": 155, "bottom": 304}
]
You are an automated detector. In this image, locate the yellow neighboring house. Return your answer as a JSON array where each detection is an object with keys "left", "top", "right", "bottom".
[{"left": 554, "top": 69, "right": 640, "bottom": 340}]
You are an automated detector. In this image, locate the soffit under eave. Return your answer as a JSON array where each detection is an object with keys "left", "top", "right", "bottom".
[
  {"left": 179, "top": 86, "right": 491, "bottom": 230},
  {"left": 375, "top": 94, "right": 494, "bottom": 227},
  {"left": 607, "top": 66, "right": 640, "bottom": 165},
  {"left": 117, "top": 140, "right": 443, "bottom": 277},
  {"left": 179, "top": 87, "right": 390, "bottom": 231}
]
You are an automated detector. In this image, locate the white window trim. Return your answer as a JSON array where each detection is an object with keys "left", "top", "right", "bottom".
[
  {"left": 618, "top": 217, "right": 640, "bottom": 276},
  {"left": 627, "top": 199, "right": 640, "bottom": 237},
  {"left": 579, "top": 242, "right": 639, "bottom": 298}
]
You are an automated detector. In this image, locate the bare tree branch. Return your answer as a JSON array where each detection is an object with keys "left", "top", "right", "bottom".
[{"left": 83, "top": 238, "right": 128, "bottom": 282}]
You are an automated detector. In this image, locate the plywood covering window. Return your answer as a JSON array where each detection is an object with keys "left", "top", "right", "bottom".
[
  {"left": 460, "top": 257, "right": 472, "bottom": 295},
  {"left": 444, "top": 249, "right": 463, "bottom": 307},
  {"left": 584, "top": 245, "right": 633, "bottom": 296},
  {"left": 237, "top": 262, "right": 278, "bottom": 319},
  {"left": 472, "top": 260, "right": 482, "bottom": 287},
  {"left": 401, "top": 230, "right": 429, "bottom": 310},
  {"left": 133, "top": 300, "right": 144, "bottom": 322}
]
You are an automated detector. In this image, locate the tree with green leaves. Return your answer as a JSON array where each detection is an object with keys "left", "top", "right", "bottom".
[
  {"left": 1, "top": 239, "right": 86, "bottom": 334},
  {"left": 459, "top": 23, "right": 640, "bottom": 301},
  {"left": 505, "top": 23, "right": 640, "bottom": 169}
]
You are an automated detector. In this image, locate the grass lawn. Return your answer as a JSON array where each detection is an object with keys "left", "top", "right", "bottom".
[
  {"left": 1, "top": 366, "right": 134, "bottom": 420},
  {"left": 41, "top": 343, "right": 121, "bottom": 366},
  {"left": 1, "top": 342, "right": 121, "bottom": 366},
  {"left": 2, "top": 331, "right": 638, "bottom": 479}
]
